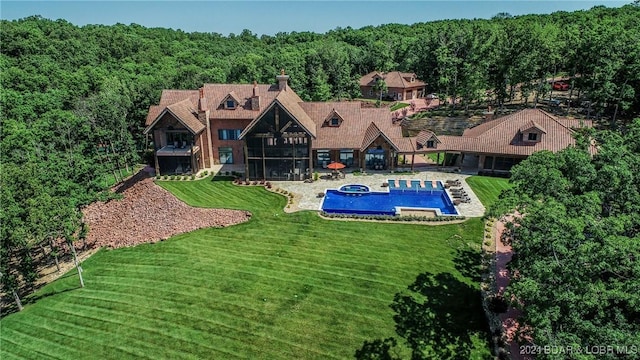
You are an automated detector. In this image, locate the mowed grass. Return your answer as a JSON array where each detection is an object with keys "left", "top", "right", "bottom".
[
  {"left": 0, "top": 177, "right": 491, "bottom": 359},
  {"left": 466, "top": 175, "right": 513, "bottom": 208}
]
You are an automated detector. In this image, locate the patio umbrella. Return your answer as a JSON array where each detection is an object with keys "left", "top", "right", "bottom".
[{"left": 326, "top": 162, "right": 346, "bottom": 170}]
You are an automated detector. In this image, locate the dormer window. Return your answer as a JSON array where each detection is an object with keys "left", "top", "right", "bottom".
[
  {"left": 324, "top": 109, "right": 344, "bottom": 127},
  {"left": 410, "top": 76, "right": 415, "bottom": 83},
  {"left": 426, "top": 140, "right": 435, "bottom": 148},
  {"left": 528, "top": 133, "right": 538, "bottom": 141},
  {"left": 220, "top": 91, "right": 241, "bottom": 110}
]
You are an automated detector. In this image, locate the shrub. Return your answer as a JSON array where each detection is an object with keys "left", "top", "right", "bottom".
[
  {"left": 155, "top": 175, "right": 160, "bottom": 180},
  {"left": 266, "top": 182, "right": 272, "bottom": 189},
  {"left": 313, "top": 171, "right": 319, "bottom": 181},
  {"left": 169, "top": 175, "right": 175, "bottom": 180},
  {"left": 191, "top": 175, "right": 195, "bottom": 180}
]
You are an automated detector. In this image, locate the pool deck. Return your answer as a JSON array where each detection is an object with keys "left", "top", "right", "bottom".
[{"left": 272, "top": 171, "right": 485, "bottom": 217}]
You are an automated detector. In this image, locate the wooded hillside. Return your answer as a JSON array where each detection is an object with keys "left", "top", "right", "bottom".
[{"left": 1, "top": 4, "right": 639, "bottom": 319}]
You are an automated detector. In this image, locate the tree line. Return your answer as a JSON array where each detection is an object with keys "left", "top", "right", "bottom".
[
  {"left": 1, "top": 4, "right": 639, "bottom": 309},
  {"left": 489, "top": 119, "right": 640, "bottom": 360}
]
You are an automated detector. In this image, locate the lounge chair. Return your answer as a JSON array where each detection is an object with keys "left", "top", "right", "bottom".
[{"left": 419, "top": 180, "right": 426, "bottom": 188}]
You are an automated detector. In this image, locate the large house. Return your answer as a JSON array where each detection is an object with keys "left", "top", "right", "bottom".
[
  {"left": 145, "top": 72, "right": 591, "bottom": 179},
  {"left": 405, "top": 109, "right": 594, "bottom": 174},
  {"left": 359, "top": 71, "right": 426, "bottom": 101},
  {"left": 145, "top": 72, "right": 409, "bottom": 180}
]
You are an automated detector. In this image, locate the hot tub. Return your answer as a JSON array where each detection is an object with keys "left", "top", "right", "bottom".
[{"left": 338, "top": 184, "right": 370, "bottom": 193}]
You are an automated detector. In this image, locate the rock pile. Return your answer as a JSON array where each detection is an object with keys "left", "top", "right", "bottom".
[{"left": 83, "top": 175, "right": 251, "bottom": 249}]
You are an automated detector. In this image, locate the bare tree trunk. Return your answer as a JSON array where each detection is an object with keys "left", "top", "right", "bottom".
[
  {"left": 110, "top": 141, "right": 124, "bottom": 180},
  {"left": 13, "top": 291, "right": 23, "bottom": 311},
  {"left": 49, "top": 239, "right": 60, "bottom": 272},
  {"left": 68, "top": 240, "right": 84, "bottom": 288},
  {"left": 611, "top": 78, "right": 629, "bottom": 128}
]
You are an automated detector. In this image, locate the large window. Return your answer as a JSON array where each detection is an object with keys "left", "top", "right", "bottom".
[
  {"left": 218, "top": 129, "right": 242, "bottom": 140},
  {"left": 340, "top": 149, "right": 354, "bottom": 167},
  {"left": 317, "top": 150, "right": 330, "bottom": 168},
  {"left": 166, "top": 132, "right": 193, "bottom": 148},
  {"left": 219, "top": 147, "right": 233, "bottom": 164}
]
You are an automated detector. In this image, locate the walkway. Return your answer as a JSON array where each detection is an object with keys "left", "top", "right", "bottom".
[{"left": 495, "top": 219, "right": 531, "bottom": 360}]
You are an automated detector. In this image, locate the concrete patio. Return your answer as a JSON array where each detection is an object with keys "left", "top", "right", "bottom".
[{"left": 271, "top": 170, "right": 486, "bottom": 217}]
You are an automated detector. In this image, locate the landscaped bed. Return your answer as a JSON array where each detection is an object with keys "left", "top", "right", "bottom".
[{"left": 1, "top": 177, "right": 492, "bottom": 359}]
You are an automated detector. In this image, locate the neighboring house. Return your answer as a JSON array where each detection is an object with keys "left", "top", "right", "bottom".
[
  {"left": 404, "top": 109, "right": 594, "bottom": 174},
  {"left": 145, "top": 72, "right": 591, "bottom": 179},
  {"left": 359, "top": 71, "right": 426, "bottom": 101},
  {"left": 144, "top": 72, "right": 407, "bottom": 179}
]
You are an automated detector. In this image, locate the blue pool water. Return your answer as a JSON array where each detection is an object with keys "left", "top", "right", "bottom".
[{"left": 321, "top": 180, "right": 458, "bottom": 216}]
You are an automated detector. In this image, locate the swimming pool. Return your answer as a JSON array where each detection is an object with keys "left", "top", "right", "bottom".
[{"left": 321, "top": 180, "right": 458, "bottom": 216}]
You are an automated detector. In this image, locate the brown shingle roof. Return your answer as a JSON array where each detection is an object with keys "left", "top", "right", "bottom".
[
  {"left": 147, "top": 84, "right": 284, "bottom": 126},
  {"left": 437, "top": 109, "right": 593, "bottom": 156},
  {"left": 359, "top": 71, "right": 426, "bottom": 88},
  {"left": 519, "top": 120, "right": 547, "bottom": 134},
  {"left": 219, "top": 91, "right": 242, "bottom": 107},
  {"left": 298, "top": 102, "right": 404, "bottom": 150},
  {"left": 416, "top": 130, "right": 440, "bottom": 146},
  {"left": 239, "top": 88, "right": 317, "bottom": 140},
  {"left": 144, "top": 99, "right": 205, "bottom": 134},
  {"left": 166, "top": 100, "right": 205, "bottom": 134}
]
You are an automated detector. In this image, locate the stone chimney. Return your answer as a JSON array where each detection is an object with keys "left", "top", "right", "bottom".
[
  {"left": 198, "top": 87, "right": 208, "bottom": 123},
  {"left": 251, "top": 81, "right": 260, "bottom": 110},
  {"left": 276, "top": 69, "right": 289, "bottom": 91},
  {"left": 483, "top": 105, "right": 494, "bottom": 123}
]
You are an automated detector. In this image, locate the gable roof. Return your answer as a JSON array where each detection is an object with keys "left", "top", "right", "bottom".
[
  {"left": 359, "top": 71, "right": 427, "bottom": 88},
  {"left": 238, "top": 89, "right": 317, "bottom": 140},
  {"left": 145, "top": 85, "right": 285, "bottom": 127},
  {"left": 219, "top": 91, "right": 242, "bottom": 108},
  {"left": 323, "top": 109, "right": 345, "bottom": 126},
  {"left": 144, "top": 99, "right": 205, "bottom": 134},
  {"left": 416, "top": 130, "right": 441, "bottom": 146},
  {"left": 435, "top": 108, "right": 593, "bottom": 156},
  {"left": 298, "top": 102, "right": 404, "bottom": 150},
  {"left": 519, "top": 120, "right": 547, "bottom": 134},
  {"left": 360, "top": 122, "right": 399, "bottom": 152}
]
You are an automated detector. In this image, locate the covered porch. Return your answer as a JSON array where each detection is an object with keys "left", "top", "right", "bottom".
[{"left": 156, "top": 145, "right": 201, "bottom": 175}]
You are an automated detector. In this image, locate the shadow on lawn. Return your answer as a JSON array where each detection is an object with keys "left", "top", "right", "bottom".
[
  {"left": 355, "top": 272, "right": 491, "bottom": 360},
  {"left": 454, "top": 246, "right": 483, "bottom": 283}
]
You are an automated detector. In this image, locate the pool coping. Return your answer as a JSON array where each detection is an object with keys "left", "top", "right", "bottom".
[{"left": 319, "top": 179, "right": 460, "bottom": 216}]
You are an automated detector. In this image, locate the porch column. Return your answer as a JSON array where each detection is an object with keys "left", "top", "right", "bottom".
[
  {"left": 154, "top": 151, "right": 160, "bottom": 176},
  {"left": 411, "top": 153, "right": 415, "bottom": 171},
  {"left": 191, "top": 147, "right": 196, "bottom": 174},
  {"left": 436, "top": 152, "right": 440, "bottom": 166},
  {"left": 243, "top": 141, "right": 249, "bottom": 179},
  {"left": 261, "top": 137, "right": 266, "bottom": 180},
  {"left": 308, "top": 138, "right": 313, "bottom": 179},
  {"left": 491, "top": 156, "right": 496, "bottom": 171}
]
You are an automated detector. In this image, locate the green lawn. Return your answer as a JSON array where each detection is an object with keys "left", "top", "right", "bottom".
[
  {"left": 0, "top": 177, "right": 492, "bottom": 359},
  {"left": 465, "top": 175, "right": 513, "bottom": 208},
  {"left": 390, "top": 102, "right": 410, "bottom": 112}
]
